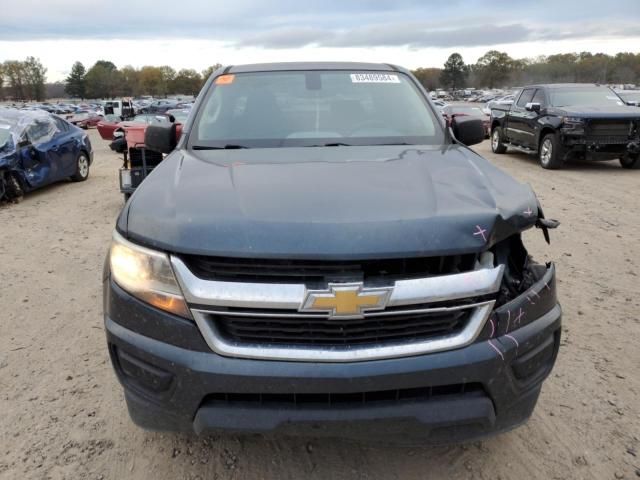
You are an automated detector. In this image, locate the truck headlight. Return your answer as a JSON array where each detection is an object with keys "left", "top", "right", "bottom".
[
  {"left": 109, "top": 231, "right": 190, "bottom": 318},
  {"left": 561, "top": 117, "right": 585, "bottom": 133}
]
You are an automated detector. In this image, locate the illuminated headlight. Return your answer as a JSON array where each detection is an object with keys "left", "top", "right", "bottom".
[{"left": 109, "top": 231, "right": 190, "bottom": 318}]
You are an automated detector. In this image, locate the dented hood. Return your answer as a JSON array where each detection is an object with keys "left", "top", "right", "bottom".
[{"left": 122, "top": 144, "right": 539, "bottom": 259}]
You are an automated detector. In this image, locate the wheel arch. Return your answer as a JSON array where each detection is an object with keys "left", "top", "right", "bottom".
[{"left": 538, "top": 127, "right": 557, "bottom": 151}]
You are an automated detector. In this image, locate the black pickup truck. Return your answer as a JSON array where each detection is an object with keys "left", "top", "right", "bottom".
[
  {"left": 490, "top": 84, "right": 640, "bottom": 169},
  {"left": 103, "top": 62, "right": 561, "bottom": 443}
]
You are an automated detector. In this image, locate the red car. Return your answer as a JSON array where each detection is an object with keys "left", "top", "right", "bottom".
[
  {"left": 67, "top": 110, "right": 103, "bottom": 129},
  {"left": 110, "top": 119, "right": 184, "bottom": 201},
  {"left": 97, "top": 113, "right": 173, "bottom": 140},
  {"left": 442, "top": 105, "right": 490, "bottom": 138}
]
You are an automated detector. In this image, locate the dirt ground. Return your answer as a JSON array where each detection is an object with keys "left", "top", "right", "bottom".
[{"left": 1, "top": 128, "right": 639, "bottom": 480}]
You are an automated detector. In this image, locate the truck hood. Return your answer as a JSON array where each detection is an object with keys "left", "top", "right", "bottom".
[
  {"left": 552, "top": 105, "right": 640, "bottom": 119},
  {"left": 121, "top": 145, "right": 539, "bottom": 259}
]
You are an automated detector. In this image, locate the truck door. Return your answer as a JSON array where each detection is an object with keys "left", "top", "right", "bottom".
[
  {"left": 521, "top": 88, "right": 548, "bottom": 149},
  {"left": 505, "top": 88, "right": 535, "bottom": 146}
]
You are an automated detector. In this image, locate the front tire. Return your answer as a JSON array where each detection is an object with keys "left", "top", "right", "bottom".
[
  {"left": 620, "top": 154, "right": 640, "bottom": 169},
  {"left": 539, "top": 134, "right": 563, "bottom": 169},
  {"left": 71, "top": 152, "right": 90, "bottom": 182},
  {"left": 2, "top": 172, "right": 24, "bottom": 202},
  {"left": 491, "top": 127, "right": 507, "bottom": 154}
]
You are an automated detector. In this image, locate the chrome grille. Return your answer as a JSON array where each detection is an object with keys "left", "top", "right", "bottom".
[
  {"left": 212, "top": 307, "right": 470, "bottom": 346},
  {"left": 171, "top": 255, "right": 503, "bottom": 362}
]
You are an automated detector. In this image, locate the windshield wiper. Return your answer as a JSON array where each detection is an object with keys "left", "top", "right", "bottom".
[
  {"left": 192, "top": 144, "right": 249, "bottom": 150},
  {"left": 305, "top": 142, "right": 353, "bottom": 147}
]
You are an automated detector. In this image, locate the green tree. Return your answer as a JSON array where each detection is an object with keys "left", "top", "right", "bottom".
[
  {"left": 411, "top": 67, "right": 442, "bottom": 91},
  {"left": 3, "top": 60, "right": 27, "bottom": 100},
  {"left": 139, "top": 66, "right": 164, "bottom": 96},
  {"left": 119, "top": 65, "right": 140, "bottom": 96},
  {"left": 85, "top": 60, "right": 120, "bottom": 98},
  {"left": 440, "top": 53, "right": 468, "bottom": 91},
  {"left": 475, "top": 50, "right": 514, "bottom": 89},
  {"left": 65, "top": 61, "right": 86, "bottom": 99},
  {"left": 0, "top": 64, "right": 4, "bottom": 100},
  {"left": 23, "top": 57, "right": 47, "bottom": 101},
  {"left": 172, "top": 69, "right": 202, "bottom": 96},
  {"left": 159, "top": 66, "right": 176, "bottom": 95}
]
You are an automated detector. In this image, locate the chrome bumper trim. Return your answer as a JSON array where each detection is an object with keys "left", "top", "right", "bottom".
[{"left": 171, "top": 256, "right": 504, "bottom": 309}]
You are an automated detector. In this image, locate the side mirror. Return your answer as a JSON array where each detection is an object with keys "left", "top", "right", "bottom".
[
  {"left": 451, "top": 117, "right": 485, "bottom": 146},
  {"left": 525, "top": 102, "right": 541, "bottom": 113},
  {"left": 145, "top": 123, "right": 177, "bottom": 154}
]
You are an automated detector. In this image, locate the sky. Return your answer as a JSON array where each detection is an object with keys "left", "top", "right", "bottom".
[{"left": 1, "top": 0, "right": 639, "bottom": 82}]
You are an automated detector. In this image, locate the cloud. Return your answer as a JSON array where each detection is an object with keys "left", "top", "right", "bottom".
[
  {"left": 236, "top": 27, "right": 327, "bottom": 49},
  {"left": 0, "top": 0, "right": 638, "bottom": 46}
]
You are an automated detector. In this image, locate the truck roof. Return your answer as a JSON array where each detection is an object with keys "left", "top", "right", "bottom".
[
  {"left": 521, "top": 83, "right": 604, "bottom": 90},
  {"left": 227, "top": 62, "right": 400, "bottom": 74}
]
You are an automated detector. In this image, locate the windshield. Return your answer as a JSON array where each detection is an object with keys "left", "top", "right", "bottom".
[
  {"left": 190, "top": 70, "right": 443, "bottom": 148},
  {"left": 549, "top": 87, "right": 624, "bottom": 107},
  {"left": 618, "top": 91, "right": 640, "bottom": 102},
  {"left": 0, "top": 126, "right": 13, "bottom": 153}
]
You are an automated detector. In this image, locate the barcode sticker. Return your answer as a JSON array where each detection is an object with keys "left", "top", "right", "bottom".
[{"left": 350, "top": 73, "right": 401, "bottom": 84}]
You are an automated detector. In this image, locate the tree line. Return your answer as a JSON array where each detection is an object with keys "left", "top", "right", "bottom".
[
  {"left": 2, "top": 51, "right": 640, "bottom": 101},
  {"left": 0, "top": 57, "right": 48, "bottom": 101},
  {"left": 63, "top": 60, "right": 221, "bottom": 100},
  {"left": 413, "top": 50, "right": 640, "bottom": 92}
]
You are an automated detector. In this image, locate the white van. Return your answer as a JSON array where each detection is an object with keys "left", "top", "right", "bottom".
[{"left": 103, "top": 98, "right": 134, "bottom": 119}]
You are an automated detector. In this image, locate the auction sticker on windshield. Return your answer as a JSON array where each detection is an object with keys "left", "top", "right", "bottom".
[{"left": 350, "top": 73, "right": 400, "bottom": 83}]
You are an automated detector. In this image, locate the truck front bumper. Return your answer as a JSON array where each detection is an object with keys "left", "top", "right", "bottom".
[{"left": 104, "top": 268, "right": 561, "bottom": 443}]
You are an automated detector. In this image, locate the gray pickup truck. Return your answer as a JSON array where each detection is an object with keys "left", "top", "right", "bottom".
[
  {"left": 103, "top": 62, "right": 561, "bottom": 443},
  {"left": 490, "top": 84, "right": 640, "bottom": 169}
]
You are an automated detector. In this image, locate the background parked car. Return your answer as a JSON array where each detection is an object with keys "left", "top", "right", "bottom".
[
  {"left": 0, "top": 109, "right": 93, "bottom": 201},
  {"left": 68, "top": 110, "right": 103, "bottom": 129},
  {"left": 442, "top": 104, "right": 490, "bottom": 137},
  {"left": 97, "top": 113, "right": 173, "bottom": 140},
  {"left": 616, "top": 90, "right": 640, "bottom": 106},
  {"left": 165, "top": 108, "right": 190, "bottom": 124},
  {"left": 141, "top": 99, "right": 180, "bottom": 114}
]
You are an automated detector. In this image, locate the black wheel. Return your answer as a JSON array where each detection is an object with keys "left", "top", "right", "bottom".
[
  {"left": 491, "top": 127, "right": 507, "bottom": 153},
  {"left": 620, "top": 154, "right": 640, "bottom": 169},
  {"left": 3, "top": 173, "right": 24, "bottom": 202},
  {"left": 71, "top": 152, "right": 90, "bottom": 182},
  {"left": 539, "top": 133, "right": 563, "bottom": 169}
]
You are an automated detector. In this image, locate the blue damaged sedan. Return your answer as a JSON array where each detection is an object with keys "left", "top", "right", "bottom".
[{"left": 0, "top": 108, "right": 93, "bottom": 201}]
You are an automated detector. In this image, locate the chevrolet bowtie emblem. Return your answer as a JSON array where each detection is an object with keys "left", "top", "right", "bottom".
[{"left": 300, "top": 283, "right": 393, "bottom": 319}]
